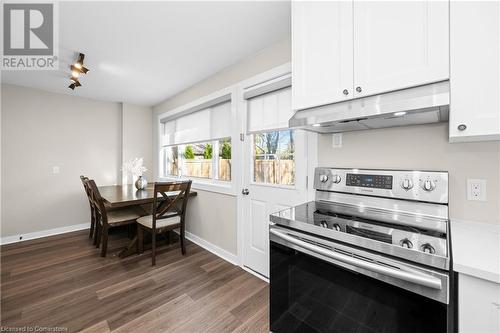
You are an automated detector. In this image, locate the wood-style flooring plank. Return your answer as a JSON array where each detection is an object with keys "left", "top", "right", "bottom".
[{"left": 0, "top": 229, "right": 269, "bottom": 332}]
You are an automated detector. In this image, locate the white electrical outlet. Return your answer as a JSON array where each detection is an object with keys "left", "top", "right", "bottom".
[
  {"left": 467, "top": 179, "right": 487, "bottom": 201},
  {"left": 332, "top": 133, "right": 343, "bottom": 148},
  {"left": 52, "top": 166, "right": 60, "bottom": 174}
]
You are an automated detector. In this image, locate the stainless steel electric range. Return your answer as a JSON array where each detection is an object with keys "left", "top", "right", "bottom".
[{"left": 269, "top": 167, "right": 456, "bottom": 333}]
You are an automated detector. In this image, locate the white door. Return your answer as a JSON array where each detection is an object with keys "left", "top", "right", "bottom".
[
  {"left": 353, "top": 0, "right": 449, "bottom": 98},
  {"left": 241, "top": 128, "right": 308, "bottom": 277},
  {"left": 292, "top": 0, "right": 354, "bottom": 111}
]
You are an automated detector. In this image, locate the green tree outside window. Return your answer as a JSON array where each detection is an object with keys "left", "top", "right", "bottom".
[
  {"left": 221, "top": 140, "right": 231, "bottom": 159},
  {"left": 184, "top": 145, "right": 195, "bottom": 159},
  {"left": 204, "top": 143, "right": 213, "bottom": 159}
]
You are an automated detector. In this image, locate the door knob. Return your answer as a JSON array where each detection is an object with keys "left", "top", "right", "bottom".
[{"left": 242, "top": 188, "right": 249, "bottom": 195}]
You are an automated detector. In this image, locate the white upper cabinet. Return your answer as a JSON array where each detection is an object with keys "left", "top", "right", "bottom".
[
  {"left": 292, "top": 1, "right": 353, "bottom": 111},
  {"left": 292, "top": 1, "right": 450, "bottom": 111},
  {"left": 353, "top": 1, "right": 449, "bottom": 98},
  {"left": 449, "top": 1, "right": 500, "bottom": 142}
]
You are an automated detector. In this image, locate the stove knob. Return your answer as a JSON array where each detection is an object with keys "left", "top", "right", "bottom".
[
  {"left": 422, "top": 180, "right": 436, "bottom": 192},
  {"left": 332, "top": 175, "right": 342, "bottom": 184},
  {"left": 399, "top": 238, "right": 413, "bottom": 249},
  {"left": 333, "top": 224, "right": 341, "bottom": 231},
  {"left": 320, "top": 221, "right": 328, "bottom": 228},
  {"left": 401, "top": 178, "right": 414, "bottom": 191},
  {"left": 421, "top": 243, "right": 436, "bottom": 254},
  {"left": 319, "top": 175, "right": 329, "bottom": 183}
]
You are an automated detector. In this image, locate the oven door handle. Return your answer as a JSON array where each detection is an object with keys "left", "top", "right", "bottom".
[{"left": 270, "top": 228, "right": 442, "bottom": 290}]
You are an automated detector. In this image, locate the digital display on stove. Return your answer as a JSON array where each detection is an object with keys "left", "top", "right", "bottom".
[{"left": 346, "top": 173, "right": 393, "bottom": 189}]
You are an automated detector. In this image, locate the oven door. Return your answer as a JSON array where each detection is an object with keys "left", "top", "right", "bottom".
[{"left": 270, "top": 226, "right": 453, "bottom": 333}]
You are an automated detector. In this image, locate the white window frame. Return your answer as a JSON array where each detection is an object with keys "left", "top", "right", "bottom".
[{"left": 155, "top": 87, "right": 239, "bottom": 196}]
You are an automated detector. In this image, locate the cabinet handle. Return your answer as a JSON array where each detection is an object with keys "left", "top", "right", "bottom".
[
  {"left": 457, "top": 124, "right": 467, "bottom": 131},
  {"left": 356, "top": 86, "right": 362, "bottom": 93},
  {"left": 343, "top": 89, "right": 349, "bottom": 96}
]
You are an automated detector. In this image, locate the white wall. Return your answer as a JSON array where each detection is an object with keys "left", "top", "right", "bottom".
[
  {"left": 152, "top": 38, "right": 291, "bottom": 255},
  {"left": 122, "top": 103, "right": 153, "bottom": 185},
  {"left": 1, "top": 84, "right": 153, "bottom": 239},
  {"left": 318, "top": 123, "right": 500, "bottom": 225}
]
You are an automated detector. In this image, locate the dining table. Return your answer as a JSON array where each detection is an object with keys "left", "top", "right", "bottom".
[{"left": 98, "top": 184, "right": 197, "bottom": 257}]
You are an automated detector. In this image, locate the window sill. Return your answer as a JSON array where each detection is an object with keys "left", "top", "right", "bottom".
[{"left": 158, "top": 176, "right": 236, "bottom": 196}]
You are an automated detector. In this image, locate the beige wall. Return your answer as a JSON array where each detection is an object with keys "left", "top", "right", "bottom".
[
  {"left": 152, "top": 38, "right": 291, "bottom": 255},
  {"left": 318, "top": 123, "right": 500, "bottom": 225},
  {"left": 1, "top": 84, "right": 153, "bottom": 238},
  {"left": 185, "top": 190, "right": 238, "bottom": 254},
  {"left": 122, "top": 103, "right": 153, "bottom": 185}
]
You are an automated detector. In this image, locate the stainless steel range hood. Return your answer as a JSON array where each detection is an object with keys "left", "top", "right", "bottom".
[{"left": 289, "top": 81, "right": 450, "bottom": 133}]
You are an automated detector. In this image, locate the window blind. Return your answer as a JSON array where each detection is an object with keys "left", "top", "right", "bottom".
[
  {"left": 162, "top": 101, "right": 231, "bottom": 146},
  {"left": 247, "top": 87, "right": 292, "bottom": 133}
]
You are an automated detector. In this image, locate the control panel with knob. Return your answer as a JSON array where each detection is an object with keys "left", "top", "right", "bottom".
[
  {"left": 421, "top": 243, "right": 436, "bottom": 254},
  {"left": 422, "top": 180, "right": 436, "bottom": 192},
  {"left": 313, "top": 168, "right": 448, "bottom": 205},
  {"left": 401, "top": 178, "right": 414, "bottom": 191},
  {"left": 399, "top": 238, "right": 413, "bottom": 249},
  {"left": 331, "top": 175, "right": 342, "bottom": 184}
]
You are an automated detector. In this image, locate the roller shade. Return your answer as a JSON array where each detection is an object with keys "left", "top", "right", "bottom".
[
  {"left": 162, "top": 101, "right": 231, "bottom": 146},
  {"left": 247, "top": 87, "right": 292, "bottom": 133}
]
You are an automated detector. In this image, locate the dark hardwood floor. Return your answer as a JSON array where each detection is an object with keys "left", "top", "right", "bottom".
[{"left": 0, "top": 230, "right": 269, "bottom": 332}]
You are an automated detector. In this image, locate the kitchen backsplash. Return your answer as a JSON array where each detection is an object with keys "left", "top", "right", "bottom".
[{"left": 318, "top": 122, "right": 500, "bottom": 225}]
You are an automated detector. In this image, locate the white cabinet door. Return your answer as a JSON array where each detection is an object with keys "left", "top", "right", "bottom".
[
  {"left": 459, "top": 274, "right": 500, "bottom": 333},
  {"left": 449, "top": 1, "right": 500, "bottom": 142},
  {"left": 353, "top": 1, "right": 449, "bottom": 98},
  {"left": 292, "top": 1, "right": 353, "bottom": 111}
]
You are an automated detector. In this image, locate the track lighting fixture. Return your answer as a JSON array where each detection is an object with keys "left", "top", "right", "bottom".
[{"left": 68, "top": 53, "right": 89, "bottom": 90}]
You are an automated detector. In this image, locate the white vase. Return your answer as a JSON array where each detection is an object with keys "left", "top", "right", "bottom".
[{"left": 135, "top": 176, "right": 147, "bottom": 190}]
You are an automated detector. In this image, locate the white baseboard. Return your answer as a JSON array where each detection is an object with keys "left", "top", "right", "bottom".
[
  {"left": 184, "top": 231, "right": 239, "bottom": 266},
  {"left": 1, "top": 223, "right": 90, "bottom": 245},
  {"left": 242, "top": 265, "right": 269, "bottom": 283}
]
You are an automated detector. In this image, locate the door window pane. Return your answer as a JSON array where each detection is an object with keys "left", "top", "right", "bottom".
[
  {"left": 253, "top": 130, "right": 295, "bottom": 185},
  {"left": 218, "top": 138, "right": 231, "bottom": 181}
]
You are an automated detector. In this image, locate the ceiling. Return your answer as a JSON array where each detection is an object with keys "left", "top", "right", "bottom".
[{"left": 1, "top": 1, "right": 290, "bottom": 106}]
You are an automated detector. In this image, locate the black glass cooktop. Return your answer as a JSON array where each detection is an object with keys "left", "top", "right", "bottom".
[{"left": 270, "top": 201, "right": 429, "bottom": 245}]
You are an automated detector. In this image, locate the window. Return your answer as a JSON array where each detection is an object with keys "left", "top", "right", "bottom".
[
  {"left": 160, "top": 101, "right": 232, "bottom": 182},
  {"left": 253, "top": 129, "right": 295, "bottom": 185},
  {"left": 162, "top": 139, "right": 231, "bottom": 181},
  {"left": 218, "top": 138, "right": 231, "bottom": 181},
  {"left": 246, "top": 86, "right": 295, "bottom": 186},
  {"left": 164, "top": 146, "right": 179, "bottom": 176}
]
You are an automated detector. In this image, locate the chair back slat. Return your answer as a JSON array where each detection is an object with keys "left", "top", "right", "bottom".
[
  {"left": 152, "top": 181, "right": 192, "bottom": 229},
  {"left": 86, "top": 179, "right": 108, "bottom": 225},
  {"left": 80, "top": 175, "right": 91, "bottom": 200}
]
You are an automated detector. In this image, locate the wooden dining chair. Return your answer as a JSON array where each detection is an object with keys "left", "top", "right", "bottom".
[
  {"left": 80, "top": 176, "right": 96, "bottom": 240},
  {"left": 136, "top": 180, "right": 192, "bottom": 266},
  {"left": 87, "top": 179, "right": 143, "bottom": 257}
]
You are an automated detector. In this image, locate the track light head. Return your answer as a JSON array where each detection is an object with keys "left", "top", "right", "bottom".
[
  {"left": 68, "top": 52, "right": 89, "bottom": 90},
  {"left": 70, "top": 77, "right": 81, "bottom": 86},
  {"left": 77, "top": 53, "right": 85, "bottom": 64}
]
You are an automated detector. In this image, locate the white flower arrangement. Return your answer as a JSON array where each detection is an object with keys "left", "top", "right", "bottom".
[{"left": 122, "top": 157, "right": 147, "bottom": 177}]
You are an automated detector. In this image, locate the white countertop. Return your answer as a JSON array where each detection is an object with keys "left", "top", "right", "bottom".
[{"left": 451, "top": 219, "right": 500, "bottom": 283}]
